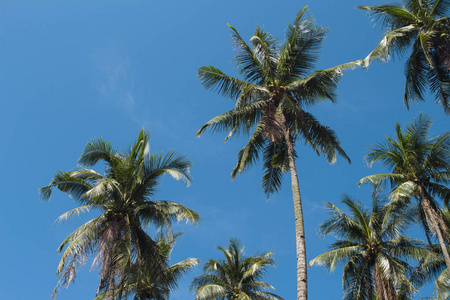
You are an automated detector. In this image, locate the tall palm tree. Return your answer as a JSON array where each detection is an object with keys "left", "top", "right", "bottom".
[
  {"left": 41, "top": 129, "right": 200, "bottom": 299},
  {"left": 359, "top": 113, "right": 450, "bottom": 272},
  {"left": 309, "top": 187, "right": 426, "bottom": 300},
  {"left": 358, "top": 0, "right": 450, "bottom": 113},
  {"left": 94, "top": 231, "right": 199, "bottom": 300},
  {"left": 190, "top": 238, "right": 284, "bottom": 300},
  {"left": 196, "top": 7, "right": 359, "bottom": 299}
]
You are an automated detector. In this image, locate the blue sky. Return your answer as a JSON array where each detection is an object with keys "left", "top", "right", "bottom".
[{"left": 0, "top": 0, "right": 448, "bottom": 299}]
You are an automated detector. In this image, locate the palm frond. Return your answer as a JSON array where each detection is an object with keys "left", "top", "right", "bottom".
[
  {"left": 261, "top": 142, "right": 287, "bottom": 196},
  {"left": 288, "top": 60, "right": 362, "bottom": 105},
  {"left": 277, "top": 6, "right": 328, "bottom": 81},
  {"left": 40, "top": 170, "right": 93, "bottom": 204},
  {"left": 287, "top": 108, "right": 350, "bottom": 164},
  {"left": 250, "top": 26, "right": 278, "bottom": 84},
  {"left": 196, "top": 100, "right": 267, "bottom": 138},
  {"left": 228, "top": 24, "right": 264, "bottom": 83},
  {"left": 198, "top": 66, "right": 257, "bottom": 100},
  {"left": 364, "top": 25, "right": 418, "bottom": 66},
  {"left": 404, "top": 40, "right": 430, "bottom": 107},
  {"left": 78, "top": 137, "right": 118, "bottom": 167},
  {"left": 230, "top": 120, "right": 266, "bottom": 179}
]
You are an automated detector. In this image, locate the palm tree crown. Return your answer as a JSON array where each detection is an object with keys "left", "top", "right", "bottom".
[
  {"left": 309, "top": 188, "right": 427, "bottom": 300},
  {"left": 359, "top": 0, "right": 450, "bottom": 113},
  {"left": 41, "top": 129, "right": 200, "bottom": 299},
  {"left": 190, "top": 239, "right": 284, "bottom": 300},
  {"left": 198, "top": 8, "right": 356, "bottom": 191},
  {"left": 359, "top": 113, "right": 450, "bottom": 272},
  {"left": 196, "top": 7, "right": 359, "bottom": 299}
]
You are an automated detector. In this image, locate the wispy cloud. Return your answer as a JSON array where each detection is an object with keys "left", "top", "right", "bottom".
[{"left": 92, "top": 41, "right": 150, "bottom": 128}]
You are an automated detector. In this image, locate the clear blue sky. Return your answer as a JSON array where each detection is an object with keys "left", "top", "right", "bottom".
[{"left": 0, "top": 0, "right": 448, "bottom": 299}]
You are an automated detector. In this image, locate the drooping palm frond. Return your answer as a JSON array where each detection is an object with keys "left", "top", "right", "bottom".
[
  {"left": 359, "top": 0, "right": 450, "bottom": 113},
  {"left": 94, "top": 231, "right": 198, "bottom": 300},
  {"left": 261, "top": 141, "right": 288, "bottom": 196}
]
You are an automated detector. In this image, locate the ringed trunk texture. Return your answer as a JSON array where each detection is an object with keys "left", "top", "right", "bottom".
[
  {"left": 285, "top": 130, "right": 307, "bottom": 300},
  {"left": 107, "top": 268, "right": 115, "bottom": 300},
  {"left": 374, "top": 266, "right": 397, "bottom": 300},
  {"left": 418, "top": 185, "right": 450, "bottom": 271}
]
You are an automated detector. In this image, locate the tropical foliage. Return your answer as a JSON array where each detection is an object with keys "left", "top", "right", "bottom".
[
  {"left": 41, "top": 129, "right": 200, "bottom": 299},
  {"left": 359, "top": 0, "right": 450, "bottom": 113},
  {"left": 359, "top": 113, "right": 450, "bottom": 272},
  {"left": 196, "top": 6, "right": 358, "bottom": 299},
  {"left": 309, "top": 187, "right": 426, "bottom": 300},
  {"left": 34, "top": 3, "right": 450, "bottom": 300},
  {"left": 410, "top": 207, "right": 450, "bottom": 300},
  {"left": 94, "top": 231, "right": 198, "bottom": 300},
  {"left": 190, "top": 239, "right": 284, "bottom": 300}
]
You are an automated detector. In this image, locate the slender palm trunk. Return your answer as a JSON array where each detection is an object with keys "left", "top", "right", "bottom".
[
  {"left": 284, "top": 129, "right": 307, "bottom": 300},
  {"left": 107, "top": 269, "right": 115, "bottom": 300},
  {"left": 419, "top": 185, "right": 450, "bottom": 271}
]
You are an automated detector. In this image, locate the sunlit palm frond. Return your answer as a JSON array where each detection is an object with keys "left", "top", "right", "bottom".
[
  {"left": 360, "top": 0, "right": 450, "bottom": 113},
  {"left": 40, "top": 170, "right": 94, "bottom": 204},
  {"left": 288, "top": 61, "right": 362, "bottom": 106},
  {"left": 250, "top": 26, "right": 278, "bottom": 84},
  {"left": 137, "top": 200, "right": 200, "bottom": 228}
]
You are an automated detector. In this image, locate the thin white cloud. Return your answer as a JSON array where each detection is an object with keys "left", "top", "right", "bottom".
[{"left": 92, "top": 41, "right": 150, "bottom": 128}]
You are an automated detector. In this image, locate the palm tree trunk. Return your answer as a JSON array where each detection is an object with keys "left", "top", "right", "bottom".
[
  {"left": 435, "top": 225, "right": 450, "bottom": 270},
  {"left": 374, "top": 266, "right": 397, "bottom": 300},
  {"left": 284, "top": 129, "right": 307, "bottom": 300},
  {"left": 419, "top": 185, "right": 450, "bottom": 271}
]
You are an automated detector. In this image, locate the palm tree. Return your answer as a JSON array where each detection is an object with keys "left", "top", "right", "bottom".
[
  {"left": 196, "top": 7, "right": 359, "bottom": 299},
  {"left": 190, "top": 238, "right": 284, "bottom": 300},
  {"left": 358, "top": 0, "right": 450, "bottom": 113},
  {"left": 410, "top": 206, "right": 450, "bottom": 300},
  {"left": 359, "top": 113, "right": 450, "bottom": 272},
  {"left": 94, "top": 231, "right": 199, "bottom": 300},
  {"left": 309, "top": 187, "right": 426, "bottom": 300},
  {"left": 41, "top": 129, "right": 200, "bottom": 299}
]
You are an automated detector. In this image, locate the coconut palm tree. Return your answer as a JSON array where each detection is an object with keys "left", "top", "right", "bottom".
[
  {"left": 409, "top": 206, "right": 450, "bottom": 300},
  {"left": 41, "top": 129, "right": 200, "bottom": 299},
  {"left": 94, "top": 231, "right": 199, "bottom": 300},
  {"left": 309, "top": 187, "right": 426, "bottom": 300},
  {"left": 358, "top": 0, "right": 450, "bottom": 113},
  {"left": 196, "top": 7, "right": 359, "bottom": 299},
  {"left": 190, "top": 238, "right": 284, "bottom": 300},
  {"left": 359, "top": 113, "right": 450, "bottom": 271}
]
